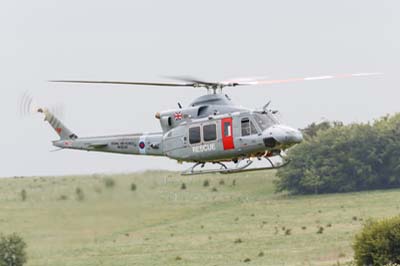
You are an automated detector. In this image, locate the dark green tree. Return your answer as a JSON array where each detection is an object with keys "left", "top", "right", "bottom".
[
  {"left": 275, "top": 114, "right": 400, "bottom": 194},
  {"left": 353, "top": 216, "right": 400, "bottom": 266},
  {"left": 0, "top": 233, "right": 27, "bottom": 266}
]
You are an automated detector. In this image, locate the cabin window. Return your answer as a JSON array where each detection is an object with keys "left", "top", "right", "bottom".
[
  {"left": 241, "top": 118, "right": 257, "bottom": 136},
  {"left": 189, "top": 127, "right": 201, "bottom": 144},
  {"left": 224, "top": 122, "right": 232, "bottom": 137},
  {"left": 203, "top": 124, "right": 217, "bottom": 142}
]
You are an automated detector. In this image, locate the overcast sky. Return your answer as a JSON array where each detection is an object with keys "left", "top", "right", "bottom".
[{"left": 1, "top": 0, "right": 398, "bottom": 177}]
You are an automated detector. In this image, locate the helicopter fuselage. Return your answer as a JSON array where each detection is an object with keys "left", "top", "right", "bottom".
[
  {"left": 162, "top": 111, "right": 302, "bottom": 162},
  {"left": 51, "top": 94, "right": 302, "bottom": 164},
  {"left": 43, "top": 72, "right": 378, "bottom": 174}
]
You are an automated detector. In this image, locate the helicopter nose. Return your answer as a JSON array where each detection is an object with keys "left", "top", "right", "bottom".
[{"left": 262, "top": 125, "right": 303, "bottom": 148}]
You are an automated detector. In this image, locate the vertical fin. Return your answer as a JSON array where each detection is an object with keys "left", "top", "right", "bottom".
[{"left": 38, "top": 108, "right": 78, "bottom": 140}]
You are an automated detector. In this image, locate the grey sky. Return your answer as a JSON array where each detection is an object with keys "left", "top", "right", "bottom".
[{"left": 1, "top": 0, "right": 398, "bottom": 177}]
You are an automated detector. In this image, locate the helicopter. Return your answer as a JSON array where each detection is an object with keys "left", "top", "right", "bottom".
[{"left": 34, "top": 73, "right": 380, "bottom": 175}]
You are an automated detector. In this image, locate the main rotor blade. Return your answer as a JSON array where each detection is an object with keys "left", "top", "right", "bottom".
[
  {"left": 50, "top": 72, "right": 382, "bottom": 89},
  {"left": 164, "top": 76, "right": 215, "bottom": 85},
  {"left": 237, "top": 72, "right": 383, "bottom": 86},
  {"left": 50, "top": 80, "right": 194, "bottom": 87}
]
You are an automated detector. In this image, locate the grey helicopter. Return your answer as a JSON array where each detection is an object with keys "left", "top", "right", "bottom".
[{"left": 31, "top": 73, "right": 380, "bottom": 175}]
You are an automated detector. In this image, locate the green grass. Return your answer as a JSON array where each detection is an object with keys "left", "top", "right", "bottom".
[{"left": 1, "top": 171, "right": 400, "bottom": 266}]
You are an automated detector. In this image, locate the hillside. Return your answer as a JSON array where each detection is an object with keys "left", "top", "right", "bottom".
[{"left": 1, "top": 171, "right": 400, "bottom": 266}]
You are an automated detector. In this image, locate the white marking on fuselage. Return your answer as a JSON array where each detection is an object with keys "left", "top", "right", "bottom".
[{"left": 192, "top": 143, "right": 216, "bottom": 153}]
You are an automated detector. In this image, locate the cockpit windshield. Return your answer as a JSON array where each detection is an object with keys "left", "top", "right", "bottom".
[{"left": 254, "top": 113, "right": 279, "bottom": 130}]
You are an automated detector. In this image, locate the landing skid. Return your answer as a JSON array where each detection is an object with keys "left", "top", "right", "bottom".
[{"left": 181, "top": 155, "right": 289, "bottom": 176}]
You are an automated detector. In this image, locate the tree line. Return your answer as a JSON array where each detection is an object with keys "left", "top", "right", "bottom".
[{"left": 275, "top": 114, "right": 400, "bottom": 194}]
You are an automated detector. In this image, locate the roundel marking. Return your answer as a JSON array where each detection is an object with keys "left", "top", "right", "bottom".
[{"left": 139, "top": 141, "right": 145, "bottom": 149}]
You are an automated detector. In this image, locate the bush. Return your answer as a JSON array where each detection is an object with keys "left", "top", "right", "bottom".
[
  {"left": 103, "top": 177, "right": 115, "bottom": 188},
  {"left": 234, "top": 238, "right": 242, "bottom": 244},
  {"left": 0, "top": 233, "right": 27, "bottom": 266},
  {"left": 75, "top": 187, "right": 85, "bottom": 201},
  {"left": 353, "top": 216, "right": 400, "bottom": 266},
  {"left": 275, "top": 114, "right": 400, "bottom": 194},
  {"left": 130, "top": 183, "right": 137, "bottom": 191},
  {"left": 20, "top": 190, "right": 27, "bottom": 201},
  {"left": 180, "top": 183, "right": 186, "bottom": 190},
  {"left": 317, "top": 226, "right": 324, "bottom": 234},
  {"left": 203, "top": 179, "right": 210, "bottom": 187},
  {"left": 58, "top": 194, "right": 68, "bottom": 201}
]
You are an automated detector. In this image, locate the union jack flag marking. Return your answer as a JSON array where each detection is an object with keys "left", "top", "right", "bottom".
[{"left": 174, "top": 112, "right": 183, "bottom": 121}]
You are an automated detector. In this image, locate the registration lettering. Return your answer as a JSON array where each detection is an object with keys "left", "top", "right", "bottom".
[{"left": 192, "top": 143, "right": 216, "bottom": 153}]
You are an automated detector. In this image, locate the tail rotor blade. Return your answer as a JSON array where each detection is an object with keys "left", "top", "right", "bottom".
[
  {"left": 18, "top": 91, "right": 39, "bottom": 117},
  {"left": 18, "top": 92, "right": 65, "bottom": 119}
]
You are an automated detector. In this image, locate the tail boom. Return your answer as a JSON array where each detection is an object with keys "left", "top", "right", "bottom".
[
  {"left": 52, "top": 133, "right": 164, "bottom": 156},
  {"left": 40, "top": 108, "right": 164, "bottom": 156}
]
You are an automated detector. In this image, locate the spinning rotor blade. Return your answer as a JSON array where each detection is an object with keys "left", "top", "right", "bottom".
[
  {"left": 235, "top": 72, "right": 382, "bottom": 86},
  {"left": 164, "top": 75, "right": 215, "bottom": 85},
  {"left": 50, "top": 80, "right": 193, "bottom": 87},
  {"left": 51, "top": 76, "right": 234, "bottom": 88},
  {"left": 19, "top": 91, "right": 36, "bottom": 117},
  {"left": 50, "top": 72, "right": 382, "bottom": 90},
  {"left": 18, "top": 91, "right": 65, "bottom": 118}
]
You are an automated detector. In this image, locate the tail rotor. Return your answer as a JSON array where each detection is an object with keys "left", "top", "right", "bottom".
[
  {"left": 18, "top": 92, "right": 75, "bottom": 140},
  {"left": 18, "top": 91, "right": 65, "bottom": 119}
]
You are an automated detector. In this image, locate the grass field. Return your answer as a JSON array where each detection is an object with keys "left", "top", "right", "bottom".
[{"left": 1, "top": 171, "right": 400, "bottom": 266}]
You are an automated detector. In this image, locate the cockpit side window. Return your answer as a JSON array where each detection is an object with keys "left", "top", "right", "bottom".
[
  {"left": 254, "top": 113, "right": 278, "bottom": 130},
  {"left": 241, "top": 118, "right": 250, "bottom": 136},
  {"left": 241, "top": 117, "right": 257, "bottom": 136},
  {"left": 250, "top": 120, "right": 257, "bottom": 134}
]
